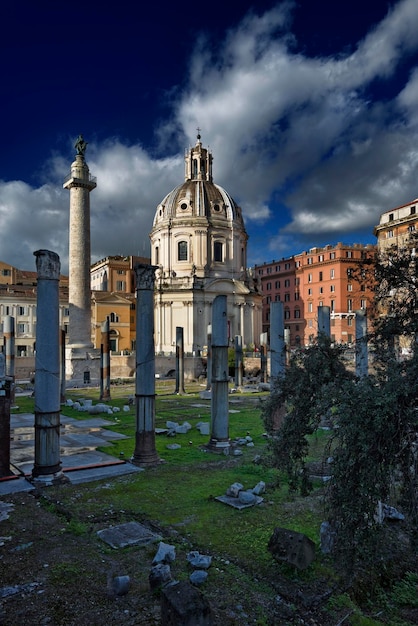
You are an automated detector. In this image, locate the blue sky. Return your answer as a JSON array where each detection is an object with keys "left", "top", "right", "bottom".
[{"left": 2, "top": 0, "right": 418, "bottom": 274}]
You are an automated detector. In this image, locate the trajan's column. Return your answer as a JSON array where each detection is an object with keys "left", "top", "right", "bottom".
[{"left": 63, "top": 135, "right": 99, "bottom": 385}]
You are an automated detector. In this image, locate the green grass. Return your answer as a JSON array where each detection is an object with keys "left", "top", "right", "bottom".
[{"left": 11, "top": 383, "right": 417, "bottom": 625}]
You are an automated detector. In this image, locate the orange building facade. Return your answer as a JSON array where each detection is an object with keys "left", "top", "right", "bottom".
[{"left": 255, "top": 243, "right": 376, "bottom": 347}]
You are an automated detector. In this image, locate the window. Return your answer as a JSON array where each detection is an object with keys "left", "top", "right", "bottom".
[
  {"left": 308, "top": 302, "right": 313, "bottom": 313},
  {"left": 347, "top": 299, "right": 353, "bottom": 312},
  {"left": 319, "top": 286, "right": 323, "bottom": 294},
  {"left": 318, "top": 255, "right": 324, "bottom": 262},
  {"left": 1, "top": 269, "right": 11, "bottom": 276},
  {"left": 308, "top": 288, "right": 312, "bottom": 295},
  {"left": 389, "top": 213, "right": 394, "bottom": 221},
  {"left": 275, "top": 294, "right": 280, "bottom": 301},
  {"left": 330, "top": 300, "right": 335, "bottom": 312},
  {"left": 294, "top": 309, "right": 300, "bottom": 318},
  {"left": 307, "top": 257, "right": 313, "bottom": 265},
  {"left": 284, "top": 279, "right": 290, "bottom": 287},
  {"left": 295, "top": 277, "right": 300, "bottom": 286},
  {"left": 319, "top": 271, "right": 323, "bottom": 281},
  {"left": 64, "top": 307, "right": 70, "bottom": 316},
  {"left": 284, "top": 309, "right": 290, "bottom": 320},
  {"left": 408, "top": 224, "right": 416, "bottom": 232},
  {"left": 258, "top": 269, "right": 263, "bottom": 275},
  {"left": 155, "top": 246, "right": 159, "bottom": 265},
  {"left": 319, "top": 300, "right": 323, "bottom": 307},
  {"left": 214, "top": 241, "right": 223, "bottom": 262},
  {"left": 117, "top": 269, "right": 125, "bottom": 275},
  {"left": 284, "top": 293, "right": 290, "bottom": 302},
  {"left": 109, "top": 312, "right": 119, "bottom": 323},
  {"left": 361, "top": 299, "right": 367, "bottom": 309},
  {"left": 267, "top": 267, "right": 272, "bottom": 274},
  {"left": 347, "top": 334, "right": 353, "bottom": 344},
  {"left": 330, "top": 284, "right": 335, "bottom": 292},
  {"left": 347, "top": 284, "right": 352, "bottom": 291},
  {"left": 275, "top": 280, "right": 280, "bottom": 289},
  {"left": 266, "top": 282, "right": 271, "bottom": 291},
  {"left": 387, "top": 230, "right": 394, "bottom": 238},
  {"left": 410, "top": 206, "right": 416, "bottom": 215},
  {"left": 17, "top": 323, "right": 26, "bottom": 333},
  {"left": 330, "top": 252, "right": 335, "bottom": 260},
  {"left": 348, "top": 317, "right": 353, "bottom": 326},
  {"left": 308, "top": 273, "right": 313, "bottom": 283},
  {"left": 275, "top": 265, "right": 280, "bottom": 271},
  {"left": 347, "top": 268, "right": 353, "bottom": 278},
  {"left": 178, "top": 241, "right": 188, "bottom": 261},
  {"left": 18, "top": 306, "right": 26, "bottom": 316},
  {"left": 285, "top": 262, "right": 291, "bottom": 269},
  {"left": 266, "top": 296, "right": 271, "bottom": 303},
  {"left": 116, "top": 281, "right": 125, "bottom": 291},
  {"left": 330, "top": 269, "right": 335, "bottom": 279},
  {"left": 346, "top": 250, "right": 353, "bottom": 258},
  {"left": 295, "top": 292, "right": 300, "bottom": 300},
  {"left": 308, "top": 320, "right": 313, "bottom": 328}
]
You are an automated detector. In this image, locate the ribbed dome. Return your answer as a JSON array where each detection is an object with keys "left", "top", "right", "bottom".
[{"left": 153, "top": 179, "right": 245, "bottom": 228}]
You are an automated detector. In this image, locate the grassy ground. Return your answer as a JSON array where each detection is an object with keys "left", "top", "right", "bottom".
[{"left": 1, "top": 382, "right": 416, "bottom": 625}]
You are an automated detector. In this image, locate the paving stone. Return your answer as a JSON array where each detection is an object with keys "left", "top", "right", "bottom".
[{"left": 97, "top": 521, "right": 162, "bottom": 548}]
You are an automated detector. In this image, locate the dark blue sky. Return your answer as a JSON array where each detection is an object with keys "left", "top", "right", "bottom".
[{"left": 1, "top": 0, "right": 417, "bottom": 272}]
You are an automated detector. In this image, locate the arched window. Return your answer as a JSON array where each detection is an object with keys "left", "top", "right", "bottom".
[
  {"left": 155, "top": 246, "right": 159, "bottom": 265},
  {"left": 178, "top": 241, "right": 188, "bottom": 261},
  {"left": 214, "top": 241, "right": 223, "bottom": 262},
  {"left": 108, "top": 312, "right": 119, "bottom": 323}
]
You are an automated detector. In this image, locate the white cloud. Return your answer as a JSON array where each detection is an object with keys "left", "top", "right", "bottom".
[{"left": 2, "top": 0, "right": 418, "bottom": 273}]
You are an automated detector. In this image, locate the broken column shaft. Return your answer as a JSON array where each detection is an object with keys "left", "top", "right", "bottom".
[
  {"left": 100, "top": 319, "right": 111, "bottom": 400},
  {"left": 32, "top": 250, "right": 64, "bottom": 483},
  {"left": 132, "top": 264, "right": 160, "bottom": 466},
  {"left": 207, "top": 295, "right": 230, "bottom": 452},
  {"left": 270, "top": 302, "right": 286, "bottom": 382}
]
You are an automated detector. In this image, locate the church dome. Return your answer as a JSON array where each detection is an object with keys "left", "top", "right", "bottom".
[
  {"left": 150, "top": 134, "right": 248, "bottom": 280},
  {"left": 152, "top": 134, "right": 245, "bottom": 230}
]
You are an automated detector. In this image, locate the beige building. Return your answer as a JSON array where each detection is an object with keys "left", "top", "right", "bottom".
[
  {"left": 150, "top": 134, "right": 262, "bottom": 354},
  {"left": 374, "top": 198, "right": 418, "bottom": 252}
]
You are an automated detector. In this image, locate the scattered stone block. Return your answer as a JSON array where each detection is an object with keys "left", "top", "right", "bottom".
[
  {"left": 268, "top": 527, "right": 315, "bottom": 570},
  {"left": 167, "top": 444, "right": 182, "bottom": 450},
  {"left": 190, "top": 570, "right": 208, "bottom": 585},
  {"left": 238, "top": 491, "right": 256, "bottom": 505},
  {"left": 252, "top": 481, "right": 266, "bottom": 495},
  {"left": 196, "top": 422, "right": 210, "bottom": 435},
  {"left": 111, "top": 575, "right": 130, "bottom": 596},
  {"left": 153, "top": 541, "right": 176, "bottom": 564},
  {"left": 149, "top": 563, "right": 172, "bottom": 590},
  {"left": 226, "top": 482, "right": 243, "bottom": 497},
  {"left": 187, "top": 551, "right": 212, "bottom": 569},
  {"left": 161, "top": 580, "right": 213, "bottom": 625}
]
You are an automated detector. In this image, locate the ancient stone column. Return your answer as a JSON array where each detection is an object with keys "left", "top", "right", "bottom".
[
  {"left": 355, "top": 309, "right": 368, "bottom": 378},
  {"left": 0, "top": 353, "right": 12, "bottom": 477},
  {"left": 270, "top": 302, "right": 286, "bottom": 382},
  {"left": 175, "top": 327, "right": 185, "bottom": 394},
  {"left": 4, "top": 316, "right": 15, "bottom": 404},
  {"left": 100, "top": 319, "right": 111, "bottom": 400},
  {"left": 32, "top": 250, "right": 65, "bottom": 483},
  {"left": 317, "top": 306, "right": 331, "bottom": 339},
  {"left": 63, "top": 151, "right": 96, "bottom": 349},
  {"left": 205, "top": 324, "right": 212, "bottom": 391},
  {"left": 60, "top": 329, "right": 66, "bottom": 404},
  {"left": 234, "top": 335, "right": 243, "bottom": 388},
  {"left": 207, "top": 295, "right": 230, "bottom": 452},
  {"left": 132, "top": 264, "right": 160, "bottom": 466}
]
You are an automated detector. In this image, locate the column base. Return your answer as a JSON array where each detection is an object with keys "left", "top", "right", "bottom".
[
  {"left": 205, "top": 438, "right": 231, "bottom": 454},
  {"left": 30, "top": 470, "right": 71, "bottom": 487}
]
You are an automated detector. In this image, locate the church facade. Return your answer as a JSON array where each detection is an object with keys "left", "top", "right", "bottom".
[{"left": 150, "top": 135, "right": 262, "bottom": 354}]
